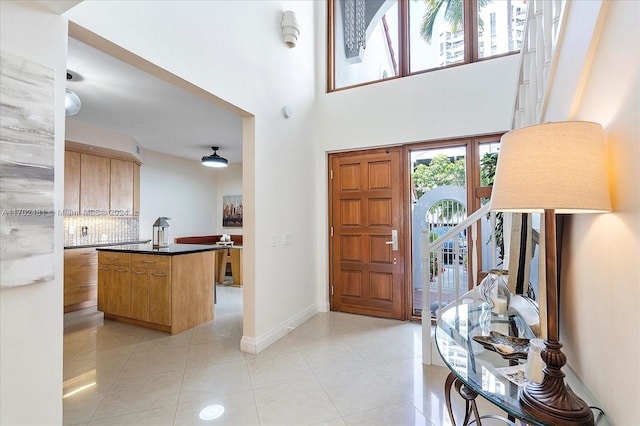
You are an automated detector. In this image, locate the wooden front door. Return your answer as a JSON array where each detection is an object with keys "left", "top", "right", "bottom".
[{"left": 329, "top": 148, "right": 406, "bottom": 320}]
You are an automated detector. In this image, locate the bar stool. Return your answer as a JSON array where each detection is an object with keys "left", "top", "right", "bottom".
[{"left": 217, "top": 247, "right": 242, "bottom": 286}]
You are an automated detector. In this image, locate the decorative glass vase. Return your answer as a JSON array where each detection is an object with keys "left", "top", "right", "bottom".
[{"left": 479, "top": 269, "right": 510, "bottom": 317}]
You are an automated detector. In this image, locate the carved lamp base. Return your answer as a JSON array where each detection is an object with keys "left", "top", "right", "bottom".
[{"left": 520, "top": 340, "right": 594, "bottom": 426}]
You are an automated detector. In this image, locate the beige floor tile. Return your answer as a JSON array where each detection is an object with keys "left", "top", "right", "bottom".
[
  {"left": 244, "top": 335, "right": 299, "bottom": 358},
  {"left": 135, "top": 329, "right": 193, "bottom": 352},
  {"left": 253, "top": 378, "right": 341, "bottom": 426},
  {"left": 372, "top": 357, "right": 433, "bottom": 399},
  {"left": 63, "top": 388, "right": 108, "bottom": 426},
  {"left": 246, "top": 351, "right": 315, "bottom": 389},
  {"left": 91, "top": 370, "right": 183, "bottom": 420},
  {"left": 118, "top": 346, "right": 189, "bottom": 378},
  {"left": 346, "top": 335, "right": 417, "bottom": 365},
  {"left": 311, "top": 418, "right": 347, "bottom": 426},
  {"left": 73, "top": 330, "right": 142, "bottom": 361},
  {"left": 64, "top": 332, "right": 94, "bottom": 362},
  {"left": 318, "top": 367, "right": 404, "bottom": 417},
  {"left": 301, "top": 343, "right": 367, "bottom": 377},
  {"left": 64, "top": 354, "right": 129, "bottom": 391},
  {"left": 288, "top": 322, "right": 347, "bottom": 351},
  {"left": 174, "top": 391, "right": 260, "bottom": 426},
  {"left": 88, "top": 405, "right": 177, "bottom": 426},
  {"left": 343, "top": 401, "right": 432, "bottom": 426},
  {"left": 63, "top": 285, "right": 513, "bottom": 426},
  {"left": 190, "top": 320, "right": 242, "bottom": 345},
  {"left": 180, "top": 360, "right": 252, "bottom": 402},
  {"left": 186, "top": 341, "right": 246, "bottom": 368}
]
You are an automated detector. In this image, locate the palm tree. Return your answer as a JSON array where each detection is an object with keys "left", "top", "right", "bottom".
[{"left": 419, "top": 0, "right": 492, "bottom": 44}]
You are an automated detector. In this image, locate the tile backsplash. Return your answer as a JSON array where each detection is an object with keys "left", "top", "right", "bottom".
[{"left": 64, "top": 216, "right": 139, "bottom": 247}]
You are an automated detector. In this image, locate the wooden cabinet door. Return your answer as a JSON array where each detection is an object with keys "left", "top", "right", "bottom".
[
  {"left": 130, "top": 268, "right": 149, "bottom": 321},
  {"left": 133, "top": 163, "right": 140, "bottom": 216},
  {"left": 98, "top": 264, "right": 131, "bottom": 317},
  {"left": 64, "top": 150, "right": 81, "bottom": 214},
  {"left": 110, "top": 158, "right": 134, "bottom": 214},
  {"left": 97, "top": 265, "right": 113, "bottom": 313},
  {"left": 64, "top": 248, "right": 98, "bottom": 312},
  {"left": 110, "top": 266, "right": 131, "bottom": 317},
  {"left": 149, "top": 270, "right": 171, "bottom": 326},
  {"left": 80, "top": 154, "right": 110, "bottom": 213}
]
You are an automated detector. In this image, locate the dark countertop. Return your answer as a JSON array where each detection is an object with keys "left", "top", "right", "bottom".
[
  {"left": 64, "top": 240, "right": 151, "bottom": 250},
  {"left": 95, "top": 243, "right": 227, "bottom": 256}
]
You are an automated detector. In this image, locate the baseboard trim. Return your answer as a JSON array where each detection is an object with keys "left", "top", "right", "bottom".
[
  {"left": 317, "top": 300, "right": 330, "bottom": 312},
  {"left": 240, "top": 302, "right": 318, "bottom": 354}
]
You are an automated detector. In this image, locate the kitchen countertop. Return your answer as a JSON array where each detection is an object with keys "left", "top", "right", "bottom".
[
  {"left": 95, "top": 243, "right": 227, "bottom": 255},
  {"left": 64, "top": 240, "right": 151, "bottom": 250}
]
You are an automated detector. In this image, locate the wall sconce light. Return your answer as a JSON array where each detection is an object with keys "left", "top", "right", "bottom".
[{"left": 281, "top": 10, "right": 300, "bottom": 48}]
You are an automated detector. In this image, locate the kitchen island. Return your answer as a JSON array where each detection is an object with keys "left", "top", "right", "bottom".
[{"left": 96, "top": 244, "right": 226, "bottom": 334}]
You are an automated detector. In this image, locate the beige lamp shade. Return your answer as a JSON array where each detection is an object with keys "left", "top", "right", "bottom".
[{"left": 491, "top": 121, "right": 611, "bottom": 213}]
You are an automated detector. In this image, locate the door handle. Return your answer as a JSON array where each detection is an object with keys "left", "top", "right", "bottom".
[{"left": 385, "top": 229, "right": 398, "bottom": 251}]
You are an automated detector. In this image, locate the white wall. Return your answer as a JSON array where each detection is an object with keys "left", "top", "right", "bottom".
[
  {"left": 138, "top": 149, "right": 219, "bottom": 241},
  {"left": 0, "top": 1, "right": 67, "bottom": 424},
  {"left": 554, "top": 1, "right": 639, "bottom": 423}
]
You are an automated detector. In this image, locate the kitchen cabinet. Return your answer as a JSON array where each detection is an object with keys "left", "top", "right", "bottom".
[
  {"left": 64, "top": 142, "right": 141, "bottom": 216},
  {"left": 130, "top": 254, "right": 171, "bottom": 325},
  {"left": 97, "top": 252, "right": 131, "bottom": 317},
  {"left": 64, "top": 150, "right": 81, "bottom": 213},
  {"left": 64, "top": 247, "right": 98, "bottom": 313},
  {"left": 133, "top": 163, "right": 140, "bottom": 216},
  {"left": 97, "top": 245, "right": 221, "bottom": 334},
  {"left": 110, "top": 158, "right": 134, "bottom": 213},
  {"left": 80, "top": 153, "right": 111, "bottom": 213}
]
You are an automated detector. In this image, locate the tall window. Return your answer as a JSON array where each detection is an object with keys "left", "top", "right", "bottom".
[{"left": 328, "top": 0, "right": 528, "bottom": 91}]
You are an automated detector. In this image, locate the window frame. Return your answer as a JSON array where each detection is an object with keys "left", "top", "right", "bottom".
[{"left": 328, "top": 0, "right": 520, "bottom": 92}]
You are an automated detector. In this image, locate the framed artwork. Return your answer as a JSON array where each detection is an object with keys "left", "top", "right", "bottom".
[
  {"left": 0, "top": 50, "right": 55, "bottom": 288},
  {"left": 222, "top": 195, "right": 242, "bottom": 227}
]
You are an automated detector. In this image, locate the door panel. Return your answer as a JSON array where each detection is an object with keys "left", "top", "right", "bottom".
[{"left": 330, "top": 148, "right": 405, "bottom": 319}]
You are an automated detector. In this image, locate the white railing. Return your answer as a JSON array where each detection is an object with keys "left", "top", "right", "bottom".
[
  {"left": 422, "top": 202, "right": 497, "bottom": 319},
  {"left": 513, "top": 0, "right": 567, "bottom": 128},
  {"left": 421, "top": 202, "right": 498, "bottom": 365}
]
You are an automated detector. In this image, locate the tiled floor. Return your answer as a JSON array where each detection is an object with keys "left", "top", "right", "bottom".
[{"left": 63, "top": 285, "right": 501, "bottom": 425}]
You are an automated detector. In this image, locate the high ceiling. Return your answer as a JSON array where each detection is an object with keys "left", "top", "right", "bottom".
[{"left": 65, "top": 37, "right": 243, "bottom": 164}]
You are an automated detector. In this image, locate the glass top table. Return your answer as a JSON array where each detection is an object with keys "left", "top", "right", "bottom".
[{"left": 435, "top": 297, "right": 609, "bottom": 426}]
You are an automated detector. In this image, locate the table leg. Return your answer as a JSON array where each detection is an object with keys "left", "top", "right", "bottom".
[
  {"left": 444, "top": 372, "right": 518, "bottom": 426},
  {"left": 445, "top": 372, "right": 481, "bottom": 426}
]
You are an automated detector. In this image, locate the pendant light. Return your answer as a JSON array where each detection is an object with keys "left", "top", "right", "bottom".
[
  {"left": 201, "top": 146, "right": 228, "bottom": 168},
  {"left": 65, "top": 72, "right": 81, "bottom": 116}
]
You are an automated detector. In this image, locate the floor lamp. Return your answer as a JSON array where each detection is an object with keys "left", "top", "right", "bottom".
[{"left": 491, "top": 121, "right": 611, "bottom": 425}]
